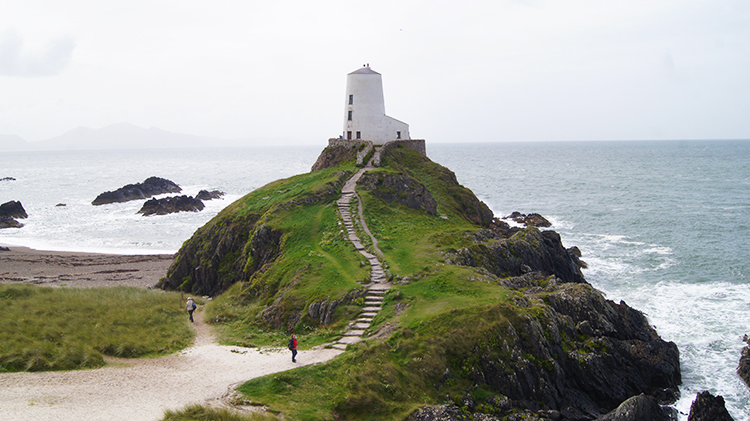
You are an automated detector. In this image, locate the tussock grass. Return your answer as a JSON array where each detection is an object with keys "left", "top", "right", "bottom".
[
  {"left": 161, "top": 404, "right": 279, "bottom": 421},
  {"left": 0, "top": 284, "right": 192, "bottom": 372}
]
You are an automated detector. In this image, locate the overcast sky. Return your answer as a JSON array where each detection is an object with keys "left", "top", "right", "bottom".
[{"left": 2, "top": 0, "right": 749, "bottom": 144}]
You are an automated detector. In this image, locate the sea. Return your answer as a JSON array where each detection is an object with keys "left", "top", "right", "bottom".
[{"left": 1, "top": 140, "right": 748, "bottom": 419}]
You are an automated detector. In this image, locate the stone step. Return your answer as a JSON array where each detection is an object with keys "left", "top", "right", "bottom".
[
  {"left": 357, "top": 318, "right": 373, "bottom": 323},
  {"left": 353, "top": 322, "right": 370, "bottom": 330},
  {"left": 360, "top": 312, "right": 378, "bottom": 318},
  {"left": 362, "top": 306, "right": 382, "bottom": 312},
  {"left": 331, "top": 343, "right": 348, "bottom": 350},
  {"left": 365, "top": 299, "right": 383, "bottom": 304},
  {"left": 344, "top": 329, "right": 365, "bottom": 337},
  {"left": 368, "top": 284, "right": 391, "bottom": 291},
  {"left": 367, "top": 290, "right": 386, "bottom": 295},
  {"left": 336, "top": 335, "right": 363, "bottom": 344}
]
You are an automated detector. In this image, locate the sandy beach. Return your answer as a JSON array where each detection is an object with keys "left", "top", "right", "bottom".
[
  {"left": 0, "top": 246, "right": 344, "bottom": 420},
  {"left": 0, "top": 246, "right": 174, "bottom": 288}
]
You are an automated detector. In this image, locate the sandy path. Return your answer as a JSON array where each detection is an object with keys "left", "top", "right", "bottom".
[{"left": 0, "top": 308, "right": 343, "bottom": 421}]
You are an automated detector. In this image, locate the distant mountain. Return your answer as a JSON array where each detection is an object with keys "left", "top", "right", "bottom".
[
  {"left": 0, "top": 134, "right": 31, "bottom": 151},
  {"left": 26, "top": 123, "right": 248, "bottom": 150}
]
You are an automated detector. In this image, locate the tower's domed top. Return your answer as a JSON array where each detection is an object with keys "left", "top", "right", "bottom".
[{"left": 348, "top": 64, "right": 380, "bottom": 75}]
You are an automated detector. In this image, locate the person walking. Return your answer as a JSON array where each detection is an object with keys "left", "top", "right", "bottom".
[
  {"left": 186, "top": 297, "right": 196, "bottom": 323},
  {"left": 288, "top": 334, "right": 297, "bottom": 363}
]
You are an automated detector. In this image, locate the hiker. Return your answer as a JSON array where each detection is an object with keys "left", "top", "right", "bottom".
[
  {"left": 288, "top": 334, "right": 297, "bottom": 363},
  {"left": 186, "top": 297, "right": 196, "bottom": 322}
]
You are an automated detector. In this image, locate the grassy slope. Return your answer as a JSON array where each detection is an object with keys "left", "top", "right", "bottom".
[
  {"left": 232, "top": 147, "right": 523, "bottom": 420},
  {"left": 0, "top": 285, "right": 192, "bottom": 372},
  {"left": 202, "top": 163, "right": 371, "bottom": 348}
]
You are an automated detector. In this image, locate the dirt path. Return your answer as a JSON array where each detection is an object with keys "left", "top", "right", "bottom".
[{"left": 0, "top": 308, "right": 343, "bottom": 421}]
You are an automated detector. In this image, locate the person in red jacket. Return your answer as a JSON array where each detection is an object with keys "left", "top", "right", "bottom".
[{"left": 288, "top": 334, "right": 297, "bottom": 363}]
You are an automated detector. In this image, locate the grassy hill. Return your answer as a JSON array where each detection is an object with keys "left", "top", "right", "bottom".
[{"left": 159, "top": 144, "right": 680, "bottom": 421}]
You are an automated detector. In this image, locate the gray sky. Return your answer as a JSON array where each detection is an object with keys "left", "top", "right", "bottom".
[{"left": 2, "top": 0, "right": 749, "bottom": 144}]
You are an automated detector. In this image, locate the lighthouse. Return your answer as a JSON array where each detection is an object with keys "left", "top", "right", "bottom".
[{"left": 342, "top": 64, "right": 410, "bottom": 144}]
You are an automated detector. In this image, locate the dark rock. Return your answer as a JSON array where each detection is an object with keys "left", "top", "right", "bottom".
[
  {"left": 408, "top": 404, "right": 474, "bottom": 421},
  {"left": 504, "top": 212, "right": 552, "bottom": 228},
  {"left": 0, "top": 177, "right": 16, "bottom": 181},
  {"left": 0, "top": 217, "right": 24, "bottom": 228},
  {"left": 0, "top": 201, "right": 27, "bottom": 229},
  {"left": 738, "top": 335, "right": 750, "bottom": 389},
  {"left": 358, "top": 173, "right": 438, "bottom": 215},
  {"left": 0, "top": 201, "right": 27, "bottom": 219},
  {"left": 92, "top": 176, "right": 181, "bottom": 205},
  {"left": 687, "top": 391, "right": 734, "bottom": 421},
  {"left": 56, "top": 203, "right": 66, "bottom": 207},
  {"left": 0, "top": 246, "right": 10, "bottom": 251},
  {"left": 306, "top": 288, "right": 367, "bottom": 326},
  {"left": 446, "top": 227, "right": 586, "bottom": 284},
  {"left": 596, "top": 394, "right": 676, "bottom": 421},
  {"left": 311, "top": 142, "right": 364, "bottom": 172},
  {"left": 196, "top": 190, "right": 225, "bottom": 201},
  {"left": 137, "top": 195, "right": 204, "bottom": 216}
]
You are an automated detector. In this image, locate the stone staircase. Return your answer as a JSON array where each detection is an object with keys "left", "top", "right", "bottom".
[{"left": 331, "top": 159, "right": 390, "bottom": 350}]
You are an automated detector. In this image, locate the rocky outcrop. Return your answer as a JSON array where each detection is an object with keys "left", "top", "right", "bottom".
[
  {"left": 92, "top": 176, "right": 181, "bottom": 205},
  {"left": 358, "top": 173, "right": 438, "bottom": 215},
  {"left": 311, "top": 140, "right": 369, "bottom": 172},
  {"left": 1, "top": 177, "right": 16, "bottom": 181},
  {"left": 0, "top": 200, "right": 27, "bottom": 228},
  {"left": 196, "top": 190, "right": 225, "bottom": 200},
  {"left": 137, "top": 195, "right": 205, "bottom": 216},
  {"left": 505, "top": 211, "right": 552, "bottom": 228},
  {"left": 687, "top": 391, "right": 734, "bottom": 421},
  {"left": 447, "top": 227, "right": 586, "bottom": 284},
  {"left": 155, "top": 213, "right": 275, "bottom": 296},
  {"left": 406, "top": 278, "right": 680, "bottom": 421},
  {"left": 738, "top": 335, "right": 750, "bottom": 389}
]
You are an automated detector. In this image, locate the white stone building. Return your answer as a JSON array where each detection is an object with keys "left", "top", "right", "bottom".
[{"left": 342, "top": 65, "right": 410, "bottom": 144}]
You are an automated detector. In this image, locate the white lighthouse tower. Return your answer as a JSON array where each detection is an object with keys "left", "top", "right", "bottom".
[{"left": 342, "top": 64, "right": 410, "bottom": 144}]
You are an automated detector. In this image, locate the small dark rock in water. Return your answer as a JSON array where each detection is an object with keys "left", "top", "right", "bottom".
[
  {"left": 137, "top": 195, "right": 204, "bottom": 216},
  {"left": 0, "top": 177, "right": 16, "bottom": 181},
  {"left": 503, "top": 211, "right": 552, "bottom": 228},
  {"left": 738, "top": 334, "right": 750, "bottom": 389},
  {"left": 92, "top": 176, "right": 181, "bottom": 205},
  {"left": 687, "top": 391, "right": 734, "bottom": 421},
  {"left": 0, "top": 217, "right": 24, "bottom": 228},
  {"left": 195, "top": 190, "right": 225, "bottom": 201},
  {"left": 56, "top": 203, "right": 67, "bottom": 207},
  {"left": 0, "top": 246, "right": 10, "bottom": 251},
  {"left": 596, "top": 394, "right": 676, "bottom": 421}
]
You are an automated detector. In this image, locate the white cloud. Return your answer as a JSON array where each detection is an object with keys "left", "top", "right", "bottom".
[{"left": 0, "top": 30, "right": 76, "bottom": 77}]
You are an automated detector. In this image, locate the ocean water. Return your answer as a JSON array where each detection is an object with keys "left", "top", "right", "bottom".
[{"left": 1, "top": 140, "right": 749, "bottom": 419}]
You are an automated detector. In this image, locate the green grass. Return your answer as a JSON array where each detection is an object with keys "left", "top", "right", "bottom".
[{"left": 0, "top": 284, "right": 193, "bottom": 372}]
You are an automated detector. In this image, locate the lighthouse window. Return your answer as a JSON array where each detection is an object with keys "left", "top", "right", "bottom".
[
  {"left": 396, "top": 131, "right": 401, "bottom": 139},
  {"left": 356, "top": 131, "right": 361, "bottom": 139},
  {"left": 349, "top": 94, "right": 353, "bottom": 105},
  {"left": 347, "top": 131, "right": 352, "bottom": 140},
  {"left": 347, "top": 111, "right": 352, "bottom": 121}
]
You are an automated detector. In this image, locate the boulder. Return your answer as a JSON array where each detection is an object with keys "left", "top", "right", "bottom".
[
  {"left": 596, "top": 394, "right": 676, "bottom": 421},
  {"left": 687, "top": 391, "right": 734, "bottom": 421},
  {"left": 0, "top": 201, "right": 27, "bottom": 229},
  {"left": 504, "top": 211, "right": 552, "bottom": 228},
  {"left": 196, "top": 190, "right": 225, "bottom": 200},
  {"left": 0, "top": 200, "right": 27, "bottom": 219},
  {"left": 92, "top": 176, "right": 181, "bottom": 205},
  {"left": 1, "top": 177, "right": 16, "bottom": 181},
  {"left": 738, "top": 335, "right": 750, "bottom": 389},
  {"left": 137, "top": 195, "right": 204, "bottom": 216}
]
